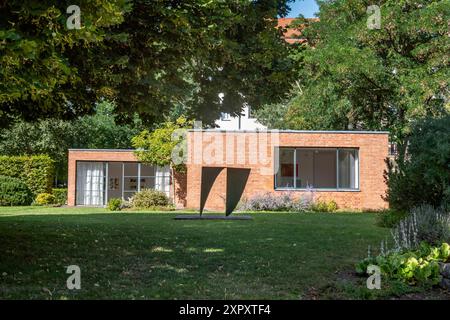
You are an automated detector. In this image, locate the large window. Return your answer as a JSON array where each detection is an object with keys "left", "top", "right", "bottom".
[
  {"left": 275, "top": 148, "right": 359, "bottom": 190},
  {"left": 76, "top": 162, "right": 171, "bottom": 206},
  {"left": 76, "top": 162, "right": 106, "bottom": 206}
]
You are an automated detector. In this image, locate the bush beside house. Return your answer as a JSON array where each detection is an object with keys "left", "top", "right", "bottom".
[
  {"left": 107, "top": 189, "right": 173, "bottom": 211},
  {"left": 238, "top": 191, "right": 338, "bottom": 213},
  {"left": 52, "top": 188, "right": 67, "bottom": 205},
  {"left": 358, "top": 205, "right": 450, "bottom": 290},
  {"left": 0, "top": 175, "right": 33, "bottom": 206},
  {"left": 386, "top": 116, "right": 450, "bottom": 212},
  {"left": 0, "top": 155, "right": 54, "bottom": 195}
]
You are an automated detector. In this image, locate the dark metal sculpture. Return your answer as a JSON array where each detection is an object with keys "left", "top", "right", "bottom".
[
  {"left": 199, "top": 166, "right": 250, "bottom": 216},
  {"left": 225, "top": 168, "right": 251, "bottom": 216},
  {"left": 199, "top": 167, "right": 224, "bottom": 215}
]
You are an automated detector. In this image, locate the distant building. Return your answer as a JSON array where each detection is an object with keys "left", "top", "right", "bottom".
[
  {"left": 214, "top": 105, "right": 267, "bottom": 130},
  {"left": 214, "top": 18, "right": 317, "bottom": 130}
]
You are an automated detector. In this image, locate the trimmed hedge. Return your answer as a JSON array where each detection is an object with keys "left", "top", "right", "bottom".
[
  {"left": 0, "top": 155, "right": 54, "bottom": 195},
  {"left": 0, "top": 175, "right": 33, "bottom": 206},
  {"left": 52, "top": 188, "right": 67, "bottom": 205}
]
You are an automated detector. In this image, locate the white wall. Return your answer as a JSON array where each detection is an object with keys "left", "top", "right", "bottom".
[{"left": 214, "top": 105, "right": 267, "bottom": 131}]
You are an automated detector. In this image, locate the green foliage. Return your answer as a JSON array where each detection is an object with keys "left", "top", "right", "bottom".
[
  {"left": 52, "top": 188, "right": 67, "bottom": 206},
  {"left": 0, "top": 175, "right": 33, "bottom": 206},
  {"left": 386, "top": 116, "right": 450, "bottom": 211},
  {"left": 0, "top": 155, "right": 54, "bottom": 195},
  {"left": 0, "top": 100, "right": 143, "bottom": 184},
  {"left": 107, "top": 198, "right": 122, "bottom": 211},
  {"left": 311, "top": 200, "right": 338, "bottom": 213},
  {"left": 0, "top": 1, "right": 130, "bottom": 126},
  {"left": 259, "top": 0, "right": 449, "bottom": 148},
  {"left": 130, "top": 189, "right": 170, "bottom": 209},
  {"left": 132, "top": 117, "right": 193, "bottom": 172},
  {"left": 375, "top": 210, "right": 407, "bottom": 228},
  {"left": 356, "top": 242, "right": 450, "bottom": 286},
  {"left": 1, "top": 1, "right": 295, "bottom": 127},
  {"left": 35, "top": 193, "right": 55, "bottom": 206}
]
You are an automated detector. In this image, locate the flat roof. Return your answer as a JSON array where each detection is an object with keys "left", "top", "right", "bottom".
[
  {"left": 188, "top": 129, "right": 389, "bottom": 134},
  {"left": 69, "top": 149, "right": 135, "bottom": 152}
]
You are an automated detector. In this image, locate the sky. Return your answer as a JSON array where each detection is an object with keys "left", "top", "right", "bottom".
[{"left": 287, "top": 0, "right": 319, "bottom": 18}]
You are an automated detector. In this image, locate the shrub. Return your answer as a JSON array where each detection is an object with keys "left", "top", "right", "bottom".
[
  {"left": 356, "top": 242, "right": 450, "bottom": 286},
  {"left": 391, "top": 205, "right": 450, "bottom": 250},
  {"left": 311, "top": 199, "right": 338, "bottom": 213},
  {"left": 239, "top": 192, "right": 294, "bottom": 211},
  {"left": 386, "top": 115, "right": 450, "bottom": 211},
  {"left": 0, "top": 175, "right": 33, "bottom": 206},
  {"left": 130, "top": 189, "right": 170, "bottom": 209},
  {"left": 35, "top": 193, "right": 55, "bottom": 205},
  {"left": 52, "top": 188, "right": 67, "bottom": 205},
  {"left": 107, "top": 198, "right": 122, "bottom": 211},
  {"left": 375, "top": 210, "right": 407, "bottom": 228},
  {"left": 238, "top": 189, "right": 316, "bottom": 212},
  {"left": 0, "top": 155, "right": 54, "bottom": 195}
]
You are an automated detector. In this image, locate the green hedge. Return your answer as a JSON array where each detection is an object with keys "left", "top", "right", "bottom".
[
  {"left": 52, "top": 188, "right": 67, "bottom": 205},
  {"left": 0, "top": 175, "right": 33, "bottom": 206},
  {"left": 0, "top": 155, "right": 54, "bottom": 195}
]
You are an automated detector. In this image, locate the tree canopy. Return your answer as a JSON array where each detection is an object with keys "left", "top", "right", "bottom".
[
  {"left": 257, "top": 0, "right": 449, "bottom": 152},
  {"left": 1, "top": 0, "right": 296, "bottom": 127},
  {"left": 131, "top": 117, "right": 193, "bottom": 172},
  {"left": 0, "top": 100, "right": 143, "bottom": 183}
]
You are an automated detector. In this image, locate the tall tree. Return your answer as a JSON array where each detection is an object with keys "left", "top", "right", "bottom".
[
  {"left": 0, "top": 0, "right": 130, "bottom": 127},
  {"left": 1, "top": 0, "right": 295, "bottom": 127},
  {"left": 0, "top": 100, "right": 143, "bottom": 184},
  {"left": 258, "top": 0, "right": 449, "bottom": 156}
]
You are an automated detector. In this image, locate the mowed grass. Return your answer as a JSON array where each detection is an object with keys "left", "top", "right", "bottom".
[{"left": 0, "top": 206, "right": 389, "bottom": 299}]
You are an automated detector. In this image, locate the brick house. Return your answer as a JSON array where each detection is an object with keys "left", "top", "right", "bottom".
[{"left": 68, "top": 130, "right": 389, "bottom": 211}]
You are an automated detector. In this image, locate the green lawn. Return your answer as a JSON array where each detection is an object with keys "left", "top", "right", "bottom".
[{"left": 0, "top": 206, "right": 390, "bottom": 299}]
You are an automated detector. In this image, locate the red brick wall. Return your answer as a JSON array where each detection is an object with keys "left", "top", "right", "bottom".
[
  {"left": 184, "top": 131, "right": 389, "bottom": 211},
  {"left": 68, "top": 150, "right": 188, "bottom": 207},
  {"left": 67, "top": 150, "right": 138, "bottom": 206},
  {"left": 68, "top": 131, "right": 389, "bottom": 211}
]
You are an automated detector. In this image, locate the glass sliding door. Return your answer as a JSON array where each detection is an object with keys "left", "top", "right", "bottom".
[
  {"left": 107, "top": 162, "right": 123, "bottom": 201},
  {"left": 155, "top": 166, "right": 171, "bottom": 197},
  {"left": 76, "top": 162, "right": 106, "bottom": 206},
  {"left": 123, "top": 163, "right": 139, "bottom": 200}
]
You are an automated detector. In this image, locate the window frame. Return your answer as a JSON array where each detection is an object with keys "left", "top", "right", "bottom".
[{"left": 274, "top": 147, "right": 360, "bottom": 192}]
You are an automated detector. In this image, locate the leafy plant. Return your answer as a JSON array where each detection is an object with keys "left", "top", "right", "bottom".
[
  {"left": 107, "top": 198, "right": 122, "bottom": 211},
  {"left": 375, "top": 210, "right": 407, "bottom": 228},
  {"left": 52, "top": 188, "right": 67, "bottom": 206},
  {"left": 356, "top": 242, "right": 450, "bottom": 286},
  {"left": 386, "top": 116, "right": 450, "bottom": 212},
  {"left": 0, "top": 155, "right": 54, "bottom": 195},
  {"left": 130, "top": 189, "right": 170, "bottom": 209},
  {"left": 311, "top": 200, "right": 338, "bottom": 213},
  {"left": 132, "top": 117, "right": 193, "bottom": 173},
  {"left": 0, "top": 175, "right": 33, "bottom": 206},
  {"left": 391, "top": 205, "right": 450, "bottom": 250},
  {"left": 35, "top": 193, "right": 55, "bottom": 206},
  {"left": 238, "top": 189, "right": 316, "bottom": 212}
]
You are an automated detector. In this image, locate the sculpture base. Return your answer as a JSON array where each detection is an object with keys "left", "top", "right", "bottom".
[{"left": 174, "top": 214, "right": 252, "bottom": 220}]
